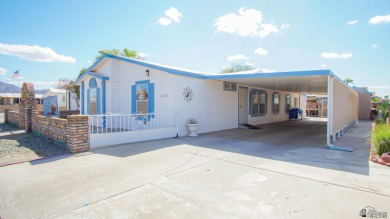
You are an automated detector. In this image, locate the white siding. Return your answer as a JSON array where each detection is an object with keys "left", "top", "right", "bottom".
[
  {"left": 81, "top": 59, "right": 305, "bottom": 138},
  {"left": 107, "top": 60, "right": 238, "bottom": 136},
  {"left": 242, "top": 86, "right": 300, "bottom": 125}
]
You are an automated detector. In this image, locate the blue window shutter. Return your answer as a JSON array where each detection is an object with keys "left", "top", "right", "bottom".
[
  {"left": 81, "top": 81, "right": 84, "bottom": 114},
  {"left": 96, "top": 88, "right": 101, "bottom": 114},
  {"left": 87, "top": 89, "right": 90, "bottom": 114},
  {"left": 265, "top": 93, "right": 268, "bottom": 114},
  {"left": 249, "top": 90, "right": 253, "bottom": 115},
  {"left": 148, "top": 83, "right": 155, "bottom": 119},
  {"left": 131, "top": 85, "right": 136, "bottom": 114}
]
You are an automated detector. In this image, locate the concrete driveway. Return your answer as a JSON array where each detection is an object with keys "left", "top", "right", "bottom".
[{"left": 0, "top": 119, "right": 389, "bottom": 218}]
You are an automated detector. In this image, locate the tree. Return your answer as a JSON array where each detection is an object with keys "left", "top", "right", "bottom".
[
  {"left": 95, "top": 48, "right": 140, "bottom": 61},
  {"left": 372, "top": 96, "right": 381, "bottom": 102},
  {"left": 384, "top": 95, "right": 389, "bottom": 99},
  {"left": 221, "top": 63, "right": 256, "bottom": 73},
  {"left": 78, "top": 68, "right": 88, "bottom": 78},
  {"left": 344, "top": 78, "right": 354, "bottom": 85},
  {"left": 79, "top": 48, "right": 144, "bottom": 78},
  {"left": 56, "top": 78, "right": 80, "bottom": 108}
]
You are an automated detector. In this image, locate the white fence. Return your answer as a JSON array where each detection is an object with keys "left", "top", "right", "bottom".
[{"left": 89, "top": 113, "right": 179, "bottom": 148}]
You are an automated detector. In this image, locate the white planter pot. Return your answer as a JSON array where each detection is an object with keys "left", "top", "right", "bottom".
[{"left": 187, "top": 124, "right": 199, "bottom": 137}]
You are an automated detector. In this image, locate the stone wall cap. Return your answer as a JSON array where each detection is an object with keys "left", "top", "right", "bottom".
[{"left": 67, "top": 115, "right": 88, "bottom": 119}]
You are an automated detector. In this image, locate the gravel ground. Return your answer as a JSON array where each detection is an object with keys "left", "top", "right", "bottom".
[{"left": 0, "top": 116, "right": 69, "bottom": 164}]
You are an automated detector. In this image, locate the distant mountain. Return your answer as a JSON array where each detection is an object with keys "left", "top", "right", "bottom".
[
  {"left": 0, "top": 81, "right": 19, "bottom": 93},
  {"left": 0, "top": 81, "right": 48, "bottom": 94}
]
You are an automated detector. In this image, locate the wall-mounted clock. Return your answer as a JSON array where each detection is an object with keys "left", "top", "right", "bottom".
[{"left": 183, "top": 86, "right": 193, "bottom": 102}]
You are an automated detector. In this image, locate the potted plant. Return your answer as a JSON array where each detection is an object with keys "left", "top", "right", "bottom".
[{"left": 187, "top": 119, "right": 199, "bottom": 137}]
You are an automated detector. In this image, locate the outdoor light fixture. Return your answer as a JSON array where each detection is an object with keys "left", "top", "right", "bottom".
[{"left": 146, "top": 69, "right": 150, "bottom": 76}]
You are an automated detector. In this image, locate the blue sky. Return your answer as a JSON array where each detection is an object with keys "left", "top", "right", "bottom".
[{"left": 0, "top": 0, "right": 389, "bottom": 96}]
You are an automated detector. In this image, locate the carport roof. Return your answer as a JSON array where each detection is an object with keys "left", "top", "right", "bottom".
[
  {"left": 207, "top": 70, "right": 335, "bottom": 94},
  {"left": 75, "top": 54, "right": 348, "bottom": 94}
]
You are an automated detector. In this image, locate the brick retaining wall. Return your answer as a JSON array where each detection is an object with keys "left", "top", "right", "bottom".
[
  {"left": 4, "top": 109, "right": 89, "bottom": 153},
  {"left": 32, "top": 115, "right": 68, "bottom": 145},
  {"left": 0, "top": 105, "right": 19, "bottom": 113},
  {"left": 31, "top": 114, "right": 89, "bottom": 153},
  {"left": 66, "top": 115, "right": 89, "bottom": 153},
  {"left": 59, "top": 110, "right": 80, "bottom": 119},
  {"left": 4, "top": 110, "right": 20, "bottom": 127}
]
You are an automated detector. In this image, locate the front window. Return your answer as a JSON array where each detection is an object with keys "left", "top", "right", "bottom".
[
  {"left": 251, "top": 90, "right": 267, "bottom": 116},
  {"left": 285, "top": 94, "right": 291, "bottom": 113},
  {"left": 89, "top": 88, "right": 97, "bottom": 114},
  {"left": 136, "top": 83, "right": 149, "bottom": 114},
  {"left": 89, "top": 78, "right": 98, "bottom": 115},
  {"left": 273, "top": 93, "right": 280, "bottom": 114}
]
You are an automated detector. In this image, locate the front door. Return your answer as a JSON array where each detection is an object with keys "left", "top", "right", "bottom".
[{"left": 238, "top": 87, "right": 248, "bottom": 124}]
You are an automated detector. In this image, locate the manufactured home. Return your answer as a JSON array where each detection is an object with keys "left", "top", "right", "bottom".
[{"left": 75, "top": 54, "right": 364, "bottom": 149}]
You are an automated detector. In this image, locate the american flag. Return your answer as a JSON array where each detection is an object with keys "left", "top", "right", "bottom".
[{"left": 12, "top": 69, "right": 19, "bottom": 79}]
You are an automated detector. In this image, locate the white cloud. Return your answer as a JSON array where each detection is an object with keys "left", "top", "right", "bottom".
[
  {"left": 165, "top": 7, "right": 182, "bottom": 22},
  {"left": 0, "top": 67, "right": 7, "bottom": 75},
  {"left": 136, "top": 52, "right": 149, "bottom": 60},
  {"left": 158, "top": 7, "right": 182, "bottom": 26},
  {"left": 86, "top": 60, "right": 93, "bottom": 65},
  {"left": 254, "top": 47, "right": 269, "bottom": 56},
  {"left": 369, "top": 85, "right": 390, "bottom": 89},
  {"left": 347, "top": 19, "right": 359, "bottom": 25},
  {"left": 158, "top": 17, "right": 172, "bottom": 26},
  {"left": 369, "top": 14, "right": 390, "bottom": 24},
  {"left": 0, "top": 42, "right": 76, "bottom": 63},
  {"left": 227, "top": 54, "right": 250, "bottom": 61},
  {"left": 214, "top": 7, "right": 278, "bottom": 38},
  {"left": 320, "top": 52, "right": 352, "bottom": 59},
  {"left": 372, "top": 44, "right": 379, "bottom": 48},
  {"left": 320, "top": 64, "right": 327, "bottom": 68},
  {"left": 281, "top": 23, "right": 290, "bottom": 29}
]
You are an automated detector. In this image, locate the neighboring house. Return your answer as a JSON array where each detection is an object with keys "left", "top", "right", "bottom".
[
  {"left": 0, "top": 93, "right": 43, "bottom": 105},
  {"left": 44, "top": 89, "right": 66, "bottom": 108},
  {"left": 306, "top": 95, "right": 328, "bottom": 118},
  {"left": 45, "top": 88, "right": 79, "bottom": 111},
  {"left": 352, "top": 86, "right": 372, "bottom": 120},
  {"left": 75, "top": 54, "right": 365, "bottom": 148}
]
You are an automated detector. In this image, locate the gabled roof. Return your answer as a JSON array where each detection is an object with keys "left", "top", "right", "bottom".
[
  {"left": 75, "top": 54, "right": 210, "bottom": 85},
  {"left": 74, "top": 54, "right": 356, "bottom": 94}
]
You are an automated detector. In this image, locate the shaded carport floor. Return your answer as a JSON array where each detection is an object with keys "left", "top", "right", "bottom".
[{"left": 0, "top": 119, "right": 389, "bottom": 218}]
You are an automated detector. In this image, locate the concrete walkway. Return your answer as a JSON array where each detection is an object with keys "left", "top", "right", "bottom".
[{"left": 0, "top": 119, "right": 388, "bottom": 218}]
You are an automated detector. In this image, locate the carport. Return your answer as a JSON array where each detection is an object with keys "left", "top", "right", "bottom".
[{"left": 208, "top": 70, "right": 359, "bottom": 151}]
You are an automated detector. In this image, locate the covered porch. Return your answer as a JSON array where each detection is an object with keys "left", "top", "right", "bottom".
[{"left": 208, "top": 70, "right": 359, "bottom": 151}]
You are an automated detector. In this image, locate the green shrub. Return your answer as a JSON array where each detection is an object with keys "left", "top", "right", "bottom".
[
  {"left": 375, "top": 101, "right": 390, "bottom": 125},
  {"left": 372, "top": 124, "right": 390, "bottom": 155}
]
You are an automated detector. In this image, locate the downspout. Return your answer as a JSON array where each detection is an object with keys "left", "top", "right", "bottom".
[{"left": 327, "top": 75, "right": 353, "bottom": 152}]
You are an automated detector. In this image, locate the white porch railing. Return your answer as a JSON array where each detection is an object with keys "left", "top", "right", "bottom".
[{"left": 88, "top": 113, "right": 179, "bottom": 148}]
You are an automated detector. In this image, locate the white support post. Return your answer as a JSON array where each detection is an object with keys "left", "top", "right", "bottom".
[{"left": 327, "top": 75, "right": 333, "bottom": 147}]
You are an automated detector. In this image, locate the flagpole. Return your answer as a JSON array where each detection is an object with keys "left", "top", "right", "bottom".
[{"left": 19, "top": 77, "right": 21, "bottom": 104}]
